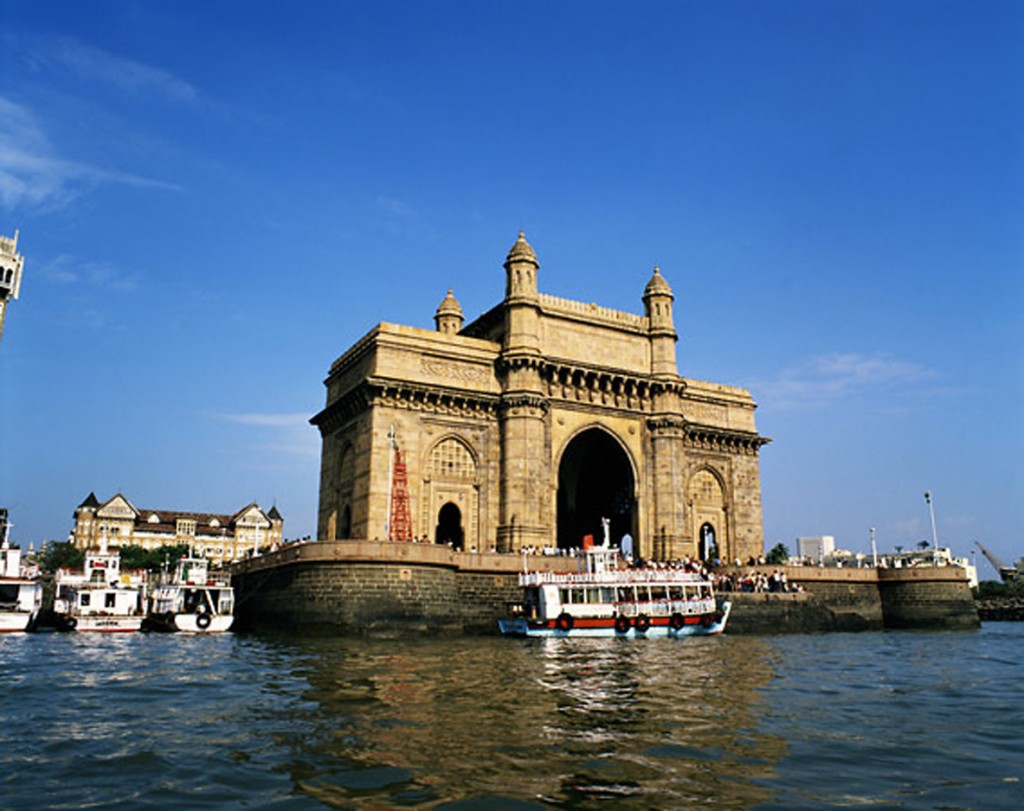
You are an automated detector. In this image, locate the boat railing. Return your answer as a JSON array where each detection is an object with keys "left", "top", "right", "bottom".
[
  {"left": 616, "top": 598, "right": 716, "bottom": 616},
  {"left": 520, "top": 568, "right": 708, "bottom": 587}
]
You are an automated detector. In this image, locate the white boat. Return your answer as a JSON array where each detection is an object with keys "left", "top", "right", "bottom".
[
  {"left": 143, "top": 556, "right": 234, "bottom": 633},
  {"left": 54, "top": 543, "right": 146, "bottom": 633},
  {"left": 0, "top": 541, "right": 43, "bottom": 633},
  {"left": 498, "top": 543, "right": 731, "bottom": 638}
]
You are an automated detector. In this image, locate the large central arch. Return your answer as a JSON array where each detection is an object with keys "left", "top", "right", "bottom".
[{"left": 557, "top": 427, "right": 635, "bottom": 550}]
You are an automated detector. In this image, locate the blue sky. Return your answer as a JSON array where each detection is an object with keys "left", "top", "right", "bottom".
[{"left": 1, "top": 1, "right": 1020, "bottom": 575}]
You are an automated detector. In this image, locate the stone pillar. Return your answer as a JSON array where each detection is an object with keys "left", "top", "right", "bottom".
[
  {"left": 646, "top": 415, "right": 689, "bottom": 561},
  {"left": 497, "top": 233, "right": 551, "bottom": 550}
]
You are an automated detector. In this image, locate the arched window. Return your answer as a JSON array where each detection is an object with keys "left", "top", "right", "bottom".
[{"left": 429, "top": 437, "right": 475, "bottom": 480}]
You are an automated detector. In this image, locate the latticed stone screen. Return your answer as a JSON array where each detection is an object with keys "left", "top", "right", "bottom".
[{"left": 430, "top": 438, "right": 475, "bottom": 479}]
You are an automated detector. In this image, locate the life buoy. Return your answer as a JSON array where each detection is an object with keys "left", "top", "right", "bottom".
[
  {"left": 669, "top": 613, "right": 686, "bottom": 631},
  {"left": 196, "top": 612, "right": 212, "bottom": 630},
  {"left": 614, "top": 614, "right": 631, "bottom": 634},
  {"left": 700, "top": 614, "right": 714, "bottom": 629},
  {"left": 634, "top": 614, "right": 651, "bottom": 634},
  {"left": 555, "top": 612, "right": 574, "bottom": 633},
  {"left": 67, "top": 616, "right": 78, "bottom": 631}
]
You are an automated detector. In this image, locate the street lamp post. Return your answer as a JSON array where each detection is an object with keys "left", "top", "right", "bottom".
[
  {"left": 924, "top": 492, "right": 939, "bottom": 551},
  {"left": 870, "top": 527, "right": 877, "bottom": 568}
]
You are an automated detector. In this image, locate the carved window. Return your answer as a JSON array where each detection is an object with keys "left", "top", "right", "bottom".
[
  {"left": 430, "top": 438, "right": 475, "bottom": 480},
  {"left": 692, "top": 470, "right": 723, "bottom": 505}
]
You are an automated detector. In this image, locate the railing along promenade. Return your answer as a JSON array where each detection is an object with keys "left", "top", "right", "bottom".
[
  {"left": 229, "top": 542, "right": 973, "bottom": 586},
  {"left": 228, "top": 539, "right": 582, "bottom": 577}
]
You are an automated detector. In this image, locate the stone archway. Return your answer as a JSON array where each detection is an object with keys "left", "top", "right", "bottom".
[
  {"left": 435, "top": 502, "right": 464, "bottom": 550},
  {"left": 557, "top": 428, "right": 635, "bottom": 551},
  {"left": 691, "top": 468, "right": 728, "bottom": 562}
]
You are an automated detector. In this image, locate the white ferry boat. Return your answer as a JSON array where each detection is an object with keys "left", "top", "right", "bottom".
[
  {"left": 0, "top": 541, "right": 43, "bottom": 633},
  {"left": 143, "top": 556, "right": 234, "bottom": 633},
  {"left": 499, "top": 543, "right": 731, "bottom": 638},
  {"left": 54, "top": 543, "right": 146, "bottom": 632}
]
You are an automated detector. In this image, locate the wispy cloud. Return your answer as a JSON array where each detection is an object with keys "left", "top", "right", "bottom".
[
  {"left": 212, "top": 412, "right": 320, "bottom": 461},
  {"left": 35, "top": 36, "right": 198, "bottom": 103},
  {"left": 0, "top": 95, "right": 179, "bottom": 210},
  {"left": 38, "top": 254, "right": 140, "bottom": 291},
  {"left": 751, "top": 352, "right": 938, "bottom": 411}
]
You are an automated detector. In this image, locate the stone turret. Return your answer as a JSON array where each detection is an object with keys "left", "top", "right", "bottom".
[
  {"left": 642, "top": 266, "right": 678, "bottom": 377},
  {"left": 433, "top": 289, "right": 464, "bottom": 335},
  {"left": 498, "top": 231, "right": 549, "bottom": 551}
]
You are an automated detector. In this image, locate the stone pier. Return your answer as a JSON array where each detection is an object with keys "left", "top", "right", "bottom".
[{"left": 229, "top": 541, "right": 979, "bottom": 634}]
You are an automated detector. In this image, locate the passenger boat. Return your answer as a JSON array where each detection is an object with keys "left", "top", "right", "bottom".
[
  {"left": 53, "top": 543, "right": 146, "bottom": 632},
  {"left": 0, "top": 541, "right": 43, "bottom": 633},
  {"left": 498, "top": 543, "right": 731, "bottom": 638},
  {"left": 143, "top": 556, "right": 234, "bottom": 633}
]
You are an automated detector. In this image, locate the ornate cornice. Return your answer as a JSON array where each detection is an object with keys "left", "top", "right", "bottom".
[
  {"left": 499, "top": 393, "right": 550, "bottom": 417},
  {"left": 647, "top": 415, "right": 689, "bottom": 434},
  {"left": 534, "top": 358, "right": 685, "bottom": 413},
  {"left": 311, "top": 379, "right": 499, "bottom": 435},
  {"left": 685, "top": 425, "right": 771, "bottom": 456}
]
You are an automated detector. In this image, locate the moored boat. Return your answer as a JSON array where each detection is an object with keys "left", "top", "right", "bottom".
[
  {"left": 54, "top": 543, "right": 146, "bottom": 632},
  {"left": 0, "top": 541, "right": 43, "bottom": 633},
  {"left": 143, "top": 556, "right": 234, "bottom": 633},
  {"left": 498, "top": 544, "right": 731, "bottom": 638}
]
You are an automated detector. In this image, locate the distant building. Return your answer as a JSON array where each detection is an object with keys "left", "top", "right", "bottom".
[
  {"left": 71, "top": 492, "right": 283, "bottom": 565},
  {"left": 797, "top": 535, "right": 835, "bottom": 564},
  {"left": 0, "top": 231, "right": 25, "bottom": 343}
]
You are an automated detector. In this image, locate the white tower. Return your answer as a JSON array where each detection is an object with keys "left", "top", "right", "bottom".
[{"left": 0, "top": 231, "right": 25, "bottom": 343}]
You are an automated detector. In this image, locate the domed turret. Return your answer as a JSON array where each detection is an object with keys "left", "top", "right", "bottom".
[
  {"left": 434, "top": 288, "right": 464, "bottom": 335},
  {"left": 642, "top": 266, "right": 678, "bottom": 377},
  {"left": 504, "top": 231, "right": 539, "bottom": 301},
  {"left": 643, "top": 266, "right": 673, "bottom": 298}
]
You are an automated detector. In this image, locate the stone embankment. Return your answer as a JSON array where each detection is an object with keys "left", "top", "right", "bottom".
[
  {"left": 230, "top": 541, "right": 980, "bottom": 635},
  {"left": 975, "top": 596, "right": 1024, "bottom": 621}
]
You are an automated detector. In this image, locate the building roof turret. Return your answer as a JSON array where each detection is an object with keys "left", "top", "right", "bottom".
[
  {"left": 505, "top": 231, "right": 538, "bottom": 267},
  {"left": 643, "top": 266, "right": 673, "bottom": 299},
  {"left": 434, "top": 288, "right": 463, "bottom": 319}
]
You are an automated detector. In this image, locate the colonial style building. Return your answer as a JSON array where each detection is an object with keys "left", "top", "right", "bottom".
[
  {"left": 0, "top": 231, "right": 25, "bottom": 343},
  {"left": 71, "top": 492, "right": 283, "bottom": 565},
  {"left": 311, "top": 233, "right": 769, "bottom": 563}
]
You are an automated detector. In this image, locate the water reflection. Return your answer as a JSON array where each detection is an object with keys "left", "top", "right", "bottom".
[{"left": 286, "top": 634, "right": 788, "bottom": 808}]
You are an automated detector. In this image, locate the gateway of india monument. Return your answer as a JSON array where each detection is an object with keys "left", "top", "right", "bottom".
[{"left": 311, "top": 233, "right": 769, "bottom": 564}]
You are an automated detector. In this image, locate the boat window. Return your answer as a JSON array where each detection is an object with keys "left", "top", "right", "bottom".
[
  {"left": 80, "top": 593, "right": 91, "bottom": 607},
  {"left": 0, "top": 584, "right": 19, "bottom": 605},
  {"left": 105, "top": 593, "right": 116, "bottom": 608}
]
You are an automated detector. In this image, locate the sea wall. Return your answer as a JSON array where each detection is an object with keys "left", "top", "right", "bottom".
[{"left": 230, "top": 542, "right": 979, "bottom": 634}]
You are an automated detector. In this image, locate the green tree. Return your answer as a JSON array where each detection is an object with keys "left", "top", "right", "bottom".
[
  {"left": 40, "top": 541, "right": 83, "bottom": 572},
  {"left": 765, "top": 542, "right": 790, "bottom": 565},
  {"left": 119, "top": 544, "right": 191, "bottom": 573}
]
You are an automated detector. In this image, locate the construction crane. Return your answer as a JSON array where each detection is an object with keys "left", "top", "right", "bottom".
[{"left": 975, "top": 541, "right": 1022, "bottom": 583}]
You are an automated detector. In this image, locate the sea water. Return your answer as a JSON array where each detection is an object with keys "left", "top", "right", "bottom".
[{"left": 1, "top": 624, "right": 1021, "bottom": 809}]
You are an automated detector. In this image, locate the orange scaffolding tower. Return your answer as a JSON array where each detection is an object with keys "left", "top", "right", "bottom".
[{"left": 389, "top": 446, "right": 413, "bottom": 542}]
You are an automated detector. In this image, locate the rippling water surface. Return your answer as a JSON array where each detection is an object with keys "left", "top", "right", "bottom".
[{"left": 1, "top": 625, "right": 1021, "bottom": 809}]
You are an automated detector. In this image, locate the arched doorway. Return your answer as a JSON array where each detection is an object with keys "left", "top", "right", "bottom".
[
  {"left": 557, "top": 428, "right": 635, "bottom": 551},
  {"left": 435, "top": 502, "right": 464, "bottom": 550}
]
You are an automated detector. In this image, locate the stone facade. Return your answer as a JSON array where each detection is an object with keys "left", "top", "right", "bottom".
[
  {"left": 311, "top": 233, "right": 769, "bottom": 563},
  {"left": 71, "top": 492, "right": 283, "bottom": 565}
]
